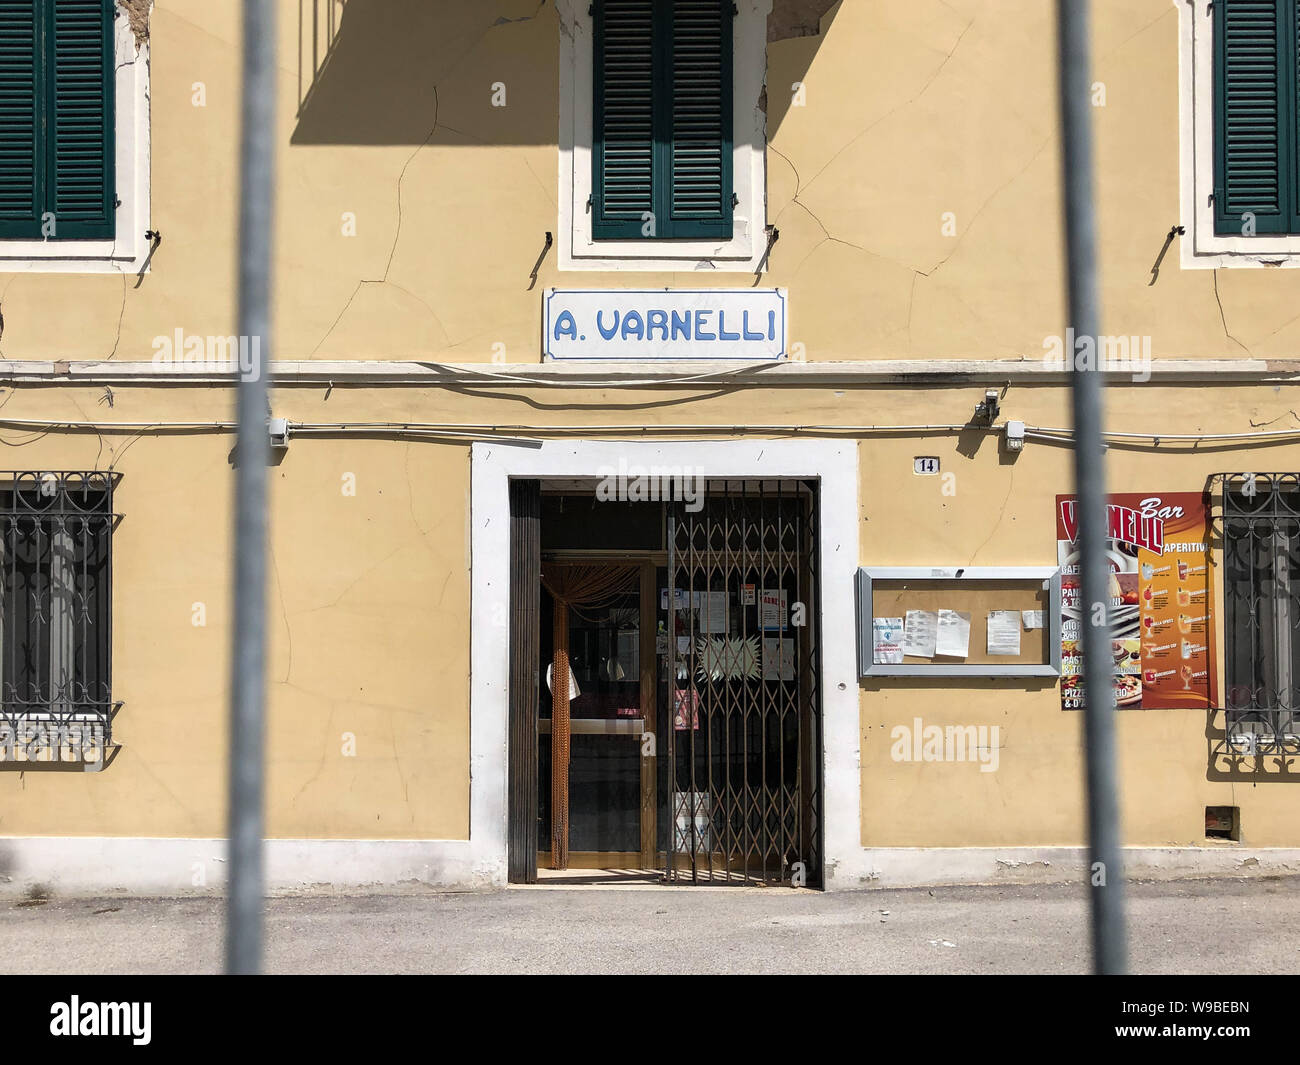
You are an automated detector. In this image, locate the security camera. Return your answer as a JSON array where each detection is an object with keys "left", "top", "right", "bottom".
[{"left": 974, "top": 389, "right": 1001, "bottom": 425}]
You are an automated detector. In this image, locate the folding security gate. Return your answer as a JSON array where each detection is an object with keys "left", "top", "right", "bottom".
[{"left": 665, "top": 480, "right": 822, "bottom": 886}]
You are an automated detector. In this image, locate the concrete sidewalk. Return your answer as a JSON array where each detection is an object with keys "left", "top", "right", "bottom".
[{"left": 3, "top": 877, "right": 1297, "bottom": 974}]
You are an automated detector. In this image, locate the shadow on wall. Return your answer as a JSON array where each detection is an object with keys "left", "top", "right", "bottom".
[{"left": 291, "top": 0, "right": 841, "bottom": 146}]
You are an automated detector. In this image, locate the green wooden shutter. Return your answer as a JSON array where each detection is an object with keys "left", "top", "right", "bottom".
[
  {"left": 592, "top": 0, "right": 733, "bottom": 241},
  {"left": 1214, "top": 0, "right": 1296, "bottom": 235},
  {"left": 0, "top": 0, "right": 112, "bottom": 241},
  {"left": 666, "top": 0, "right": 732, "bottom": 239},
  {"left": 0, "top": 0, "right": 42, "bottom": 238},
  {"left": 1292, "top": 0, "right": 1300, "bottom": 231},
  {"left": 49, "top": 0, "right": 114, "bottom": 239},
  {"left": 593, "top": 0, "right": 656, "bottom": 239}
]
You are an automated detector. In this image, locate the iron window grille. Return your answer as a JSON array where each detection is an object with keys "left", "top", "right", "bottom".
[
  {"left": 0, "top": 471, "right": 119, "bottom": 768},
  {"left": 1215, "top": 473, "right": 1300, "bottom": 755}
]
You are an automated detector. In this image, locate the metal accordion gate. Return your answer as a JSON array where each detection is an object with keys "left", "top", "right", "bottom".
[{"left": 665, "top": 479, "right": 822, "bottom": 886}]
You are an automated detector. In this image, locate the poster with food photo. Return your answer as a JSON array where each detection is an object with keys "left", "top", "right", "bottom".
[{"left": 1056, "top": 493, "right": 1215, "bottom": 712}]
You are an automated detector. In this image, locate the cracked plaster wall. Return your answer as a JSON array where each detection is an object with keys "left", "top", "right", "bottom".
[
  {"left": 0, "top": 382, "right": 473, "bottom": 842},
  {"left": 0, "top": 0, "right": 1295, "bottom": 362},
  {"left": 0, "top": 380, "right": 1297, "bottom": 847},
  {"left": 3, "top": 0, "right": 1300, "bottom": 856}
]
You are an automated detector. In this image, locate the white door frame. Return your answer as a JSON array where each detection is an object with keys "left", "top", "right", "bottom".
[{"left": 469, "top": 439, "right": 862, "bottom": 888}]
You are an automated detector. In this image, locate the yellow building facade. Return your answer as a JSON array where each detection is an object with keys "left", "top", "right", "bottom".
[{"left": 0, "top": 0, "right": 1298, "bottom": 892}]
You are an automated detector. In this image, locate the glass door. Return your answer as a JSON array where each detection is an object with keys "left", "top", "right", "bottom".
[{"left": 538, "top": 564, "right": 656, "bottom": 869}]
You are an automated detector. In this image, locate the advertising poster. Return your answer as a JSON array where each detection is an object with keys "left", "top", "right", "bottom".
[
  {"left": 1056, "top": 493, "right": 1215, "bottom": 711},
  {"left": 760, "top": 588, "right": 788, "bottom": 631}
]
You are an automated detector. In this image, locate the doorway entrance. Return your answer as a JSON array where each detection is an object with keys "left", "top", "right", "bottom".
[{"left": 507, "top": 480, "right": 823, "bottom": 887}]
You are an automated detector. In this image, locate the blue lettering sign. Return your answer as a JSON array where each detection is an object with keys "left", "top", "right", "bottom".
[
  {"left": 596, "top": 310, "right": 619, "bottom": 341},
  {"left": 620, "top": 311, "right": 645, "bottom": 341},
  {"left": 646, "top": 310, "right": 669, "bottom": 341},
  {"left": 553, "top": 310, "right": 578, "bottom": 341}
]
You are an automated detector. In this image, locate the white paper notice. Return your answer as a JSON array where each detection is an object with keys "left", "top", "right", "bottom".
[
  {"left": 902, "top": 610, "right": 938, "bottom": 658},
  {"left": 987, "top": 610, "right": 1022, "bottom": 656},
  {"left": 1021, "top": 609, "right": 1043, "bottom": 630},
  {"left": 617, "top": 630, "right": 640, "bottom": 674},
  {"left": 762, "top": 638, "right": 795, "bottom": 680},
  {"left": 935, "top": 610, "right": 971, "bottom": 658},
  {"left": 699, "top": 591, "right": 728, "bottom": 634},
  {"left": 873, "top": 617, "right": 904, "bottom": 664}
]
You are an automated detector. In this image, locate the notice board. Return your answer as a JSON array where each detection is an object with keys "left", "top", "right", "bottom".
[{"left": 857, "top": 567, "right": 1062, "bottom": 678}]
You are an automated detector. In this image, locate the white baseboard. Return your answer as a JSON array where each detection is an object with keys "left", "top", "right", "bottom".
[
  {"left": 2, "top": 837, "right": 1297, "bottom": 896},
  {"left": 829, "top": 846, "right": 1300, "bottom": 890},
  {"left": 0, "top": 837, "right": 503, "bottom": 896}
]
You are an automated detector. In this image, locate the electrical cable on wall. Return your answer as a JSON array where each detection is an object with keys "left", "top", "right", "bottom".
[{"left": 1, "top": 416, "right": 1299, "bottom": 448}]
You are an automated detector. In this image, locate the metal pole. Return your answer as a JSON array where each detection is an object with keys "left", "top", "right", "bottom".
[
  {"left": 226, "top": 0, "right": 277, "bottom": 975},
  {"left": 1056, "top": 0, "right": 1127, "bottom": 974}
]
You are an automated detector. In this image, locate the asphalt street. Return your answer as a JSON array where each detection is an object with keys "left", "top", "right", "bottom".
[{"left": 3, "top": 876, "right": 1298, "bottom": 974}]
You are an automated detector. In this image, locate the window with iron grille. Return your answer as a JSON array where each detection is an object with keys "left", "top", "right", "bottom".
[
  {"left": 0, "top": 472, "right": 117, "bottom": 768},
  {"left": 1218, "top": 473, "right": 1300, "bottom": 753}
]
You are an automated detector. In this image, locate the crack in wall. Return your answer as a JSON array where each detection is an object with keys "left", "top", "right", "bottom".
[
  {"left": 768, "top": 0, "right": 838, "bottom": 42},
  {"left": 797, "top": 18, "right": 976, "bottom": 199},
  {"left": 311, "top": 88, "right": 447, "bottom": 355},
  {"left": 1248, "top": 410, "right": 1300, "bottom": 428},
  {"left": 1213, "top": 271, "right": 1252, "bottom": 355},
  {"left": 309, "top": 3, "right": 544, "bottom": 357},
  {"left": 494, "top": 0, "right": 549, "bottom": 27}
]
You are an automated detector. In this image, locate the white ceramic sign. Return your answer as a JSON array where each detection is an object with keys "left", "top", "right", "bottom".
[{"left": 544, "top": 288, "right": 787, "bottom": 361}]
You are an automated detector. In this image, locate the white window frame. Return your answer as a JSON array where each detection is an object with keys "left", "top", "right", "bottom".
[
  {"left": 557, "top": 0, "right": 770, "bottom": 273},
  {"left": 1178, "top": 0, "right": 1300, "bottom": 267},
  {"left": 0, "top": 9, "right": 151, "bottom": 275}
]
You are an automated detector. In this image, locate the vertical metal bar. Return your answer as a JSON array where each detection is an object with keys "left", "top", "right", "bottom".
[
  {"left": 1056, "top": 0, "right": 1127, "bottom": 976},
  {"left": 666, "top": 511, "right": 677, "bottom": 884},
  {"left": 790, "top": 486, "right": 800, "bottom": 879},
  {"left": 759, "top": 478, "right": 764, "bottom": 879},
  {"left": 638, "top": 561, "right": 656, "bottom": 870},
  {"left": 782, "top": 485, "right": 792, "bottom": 882},
  {"left": 1243, "top": 491, "right": 1256, "bottom": 714},
  {"left": 744, "top": 490, "right": 754, "bottom": 883},
  {"left": 226, "top": 0, "right": 277, "bottom": 976},
  {"left": 50, "top": 519, "right": 72, "bottom": 732},
  {"left": 687, "top": 506, "right": 698, "bottom": 881},
  {"left": 725, "top": 489, "right": 735, "bottom": 881}
]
